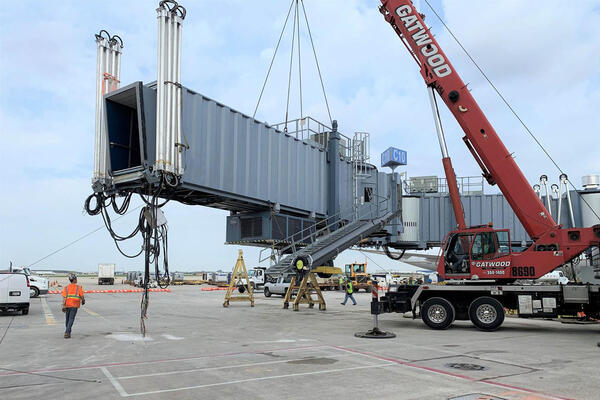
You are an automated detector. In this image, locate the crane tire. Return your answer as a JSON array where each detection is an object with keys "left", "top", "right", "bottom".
[
  {"left": 421, "top": 297, "right": 455, "bottom": 330},
  {"left": 468, "top": 296, "right": 505, "bottom": 331}
]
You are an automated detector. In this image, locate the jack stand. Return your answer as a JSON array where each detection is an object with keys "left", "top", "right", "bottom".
[
  {"left": 223, "top": 250, "right": 254, "bottom": 307},
  {"left": 355, "top": 281, "right": 395, "bottom": 339},
  {"left": 283, "top": 271, "right": 326, "bottom": 311}
]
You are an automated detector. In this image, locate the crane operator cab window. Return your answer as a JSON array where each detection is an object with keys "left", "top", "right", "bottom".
[
  {"left": 444, "top": 233, "right": 474, "bottom": 275},
  {"left": 471, "top": 231, "right": 511, "bottom": 260}
]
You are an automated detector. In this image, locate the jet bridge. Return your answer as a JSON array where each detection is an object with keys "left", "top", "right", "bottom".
[{"left": 97, "top": 80, "right": 403, "bottom": 259}]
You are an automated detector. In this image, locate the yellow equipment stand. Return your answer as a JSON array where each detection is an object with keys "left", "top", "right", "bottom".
[
  {"left": 283, "top": 271, "right": 326, "bottom": 311},
  {"left": 223, "top": 250, "right": 254, "bottom": 308}
]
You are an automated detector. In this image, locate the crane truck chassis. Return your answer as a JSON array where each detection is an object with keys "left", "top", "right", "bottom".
[{"left": 373, "top": 282, "right": 600, "bottom": 331}]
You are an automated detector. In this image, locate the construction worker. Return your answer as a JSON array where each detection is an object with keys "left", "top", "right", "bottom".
[
  {"left": 340, "top": 277, "right": 357, "bottom": 306},
  {"left": 295, "top": 257, "right": 308, "bottom": 282},
  {"left": 338, "top": 275, "right": 344, "bottom": 291},
  {"left": 61, "top": 274, "right": 85, "bottom": 338}
]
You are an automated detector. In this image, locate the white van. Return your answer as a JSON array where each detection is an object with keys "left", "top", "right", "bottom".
[
  {"left": 0, "top": 272, "right": 30, "bottom": 314},
  {"left": 13, "top": 267, "right": 49, "bottom": 297}
]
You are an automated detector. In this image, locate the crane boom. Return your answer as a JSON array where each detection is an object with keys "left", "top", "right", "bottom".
[
  {"left": 379, "top": 0, "right": 600, "bottom": 281},
  {"left": 380, "top": 0, "right": 552, "bottom": 239}
]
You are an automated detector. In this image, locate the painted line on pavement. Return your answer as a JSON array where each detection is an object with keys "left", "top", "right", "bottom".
[
  {"left": 0, "top": 344, "right": 326, "bottom": 376},
  {"left": 118, "top": 353, "right": 358, "bottom": 380},
  {"left": 82, "top": 307, "right": 106, "bottom": 320},
  {"left": 121, "top": 363, "right": 394, "bottom": 397},
  {"left": 40, "top": 297, "right": 56, "bottom": 326},
  {"left": 101, "top": 367, "right": 128, "bottom": 397},
  {"left": 331, "top": 345, "right": 573, "bottom": 400}
]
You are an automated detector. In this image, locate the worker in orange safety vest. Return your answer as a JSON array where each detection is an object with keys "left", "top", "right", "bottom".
[{"left": 61, "top": 274, "right": 85, "bottom": 338}]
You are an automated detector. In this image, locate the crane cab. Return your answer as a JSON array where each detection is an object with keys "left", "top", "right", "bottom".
[{"left": 439, "top": 227, "right": 512, "bottom": 280}]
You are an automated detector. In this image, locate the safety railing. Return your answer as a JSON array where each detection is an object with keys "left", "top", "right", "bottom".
[
  {"left": 404, "top": 175, "right": 484, "bottom": 195},
  {"left": 271, "top": 117, "right": 352, "bottom": 160},
  {"left": 259, "top": 195, "right": 392, "bottom": 266}
]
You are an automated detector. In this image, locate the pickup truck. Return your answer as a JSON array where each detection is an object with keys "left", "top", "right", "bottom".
[{"left": 264, "top": 274, "right": 293, "bottom": 297}]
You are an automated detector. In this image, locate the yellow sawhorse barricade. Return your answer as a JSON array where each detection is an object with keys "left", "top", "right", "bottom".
[
  {"left": 283, "top": 268, "right": 328, "bottom": 311},
  {"left": 223, "top": 250, "right": 254, "bottom": 307}
]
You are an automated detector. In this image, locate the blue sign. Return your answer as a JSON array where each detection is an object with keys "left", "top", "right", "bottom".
[{"left": 381, "top": 147, "right": 407, "bottom": 168}]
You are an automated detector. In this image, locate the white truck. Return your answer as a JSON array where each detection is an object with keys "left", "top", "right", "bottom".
[
  {"left": 237, "top": 267, "right": 268, "bottom": 291},
  {"left": 0, "top": 272, "right": 30, "bottom": 314},
  {"left": 263, "top": 274, "right": 293, "bottom": 297},
  {"left": 98, "top": 263, "right": 116, "bottom": 285},
  {"left": 12, "top": 267, "right": 48, "bottom": 298}
]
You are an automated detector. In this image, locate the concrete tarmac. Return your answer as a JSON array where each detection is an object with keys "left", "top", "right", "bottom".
[{"left": 0, "top": 278, "right": 598, "bottom": 399}]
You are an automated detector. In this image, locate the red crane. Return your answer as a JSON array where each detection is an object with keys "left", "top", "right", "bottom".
[{"left": 379, "top": 0, "right": 600, "bottom": 281}]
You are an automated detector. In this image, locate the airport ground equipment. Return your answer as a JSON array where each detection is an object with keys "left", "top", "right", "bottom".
[
  {"left": 283, "top": 267, "right": 327, "bottom": 311},
  {"left": 223, "top": 250, "right": 254, "bottom": 308},
  {"left": 98, "top": 263, "right": 115, "bottom": 285},
  {"left": 344, "top": 262, "right": 372, "bottom": 292},
  {"left": 368, "top": 0, "right": 600, "bottom": 330}
]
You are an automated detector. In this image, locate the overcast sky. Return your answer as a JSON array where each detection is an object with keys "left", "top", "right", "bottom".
[{"left": 0, "top": 0, "right": 598, "bottom": 273}]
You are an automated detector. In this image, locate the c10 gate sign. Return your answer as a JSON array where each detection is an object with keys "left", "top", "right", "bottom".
[{"left": 381, "top": 147, "right": 407, "bottom": 169}]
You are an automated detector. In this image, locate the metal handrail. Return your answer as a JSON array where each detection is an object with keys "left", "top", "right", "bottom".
[
  {"left": 270, "top": 116, "right": 353, "bottom": 159},
  {"left": 404, "top": 175, "right": 484, "bottom": 195},
  {"left": 258, "top": 205, "right": 355, "bottom": 264},
  {"left": 262, "top": 196, "right": 392, "bottom": 266}
]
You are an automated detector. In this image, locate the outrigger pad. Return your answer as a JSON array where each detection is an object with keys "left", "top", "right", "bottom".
[{"left": 354, "top": 327, "right": 396, "bottom": 339}]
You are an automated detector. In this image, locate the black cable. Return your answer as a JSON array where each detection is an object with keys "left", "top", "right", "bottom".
[
  {"left": 300, "top": 0, "right": 332, "bottom": 125},
  {"left": 423, "top": 0, "right": 600, "bottom": 223},
  {"left": 111, "top": 193, "right": 132, "bottom": 215},
  {"left": 253, "top": 0, "right": 296, "bottom": 119},
  {"left": 84, "top": 193, "right": 102, "bottom": 215},
  {"left": 0, "top": 367, "right": 100, "bottom": 384}
]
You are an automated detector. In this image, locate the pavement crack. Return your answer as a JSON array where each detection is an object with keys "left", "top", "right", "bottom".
[{"left": 0, "top": 317, "right": 14, "bottom": 346}]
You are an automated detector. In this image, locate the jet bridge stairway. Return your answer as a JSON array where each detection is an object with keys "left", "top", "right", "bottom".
[{"left": 266, "top": 210, "right": 398, "bottom": 275}]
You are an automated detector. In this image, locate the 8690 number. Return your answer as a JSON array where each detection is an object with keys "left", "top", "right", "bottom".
[{"left": 511, "top": 266, "right": 535, "bottom": 277}]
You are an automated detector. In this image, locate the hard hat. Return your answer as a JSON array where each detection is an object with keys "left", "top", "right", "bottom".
[{"left": 68, "top": 273, "right": 77, "bottom": 283}]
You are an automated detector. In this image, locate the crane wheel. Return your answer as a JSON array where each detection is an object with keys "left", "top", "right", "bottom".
[
  {"left": 468, "top": 297, "right": 505, "bottom": 331},
  {"left": 421, "top": 297, "right": 455, "bottom": 330}
]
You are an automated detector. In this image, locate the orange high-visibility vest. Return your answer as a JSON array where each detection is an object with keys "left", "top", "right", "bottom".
[{"left": 62, "top": 284, "right": 84, "bottom": 308}]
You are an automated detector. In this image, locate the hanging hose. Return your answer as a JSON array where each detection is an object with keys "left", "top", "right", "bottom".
[{"left": 384, "top": 246, "right": 406, "bottom": 260}]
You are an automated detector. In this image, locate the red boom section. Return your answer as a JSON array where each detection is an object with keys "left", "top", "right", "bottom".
[{"left": 380, "top": 0, "right": 554, "bottom": 240}]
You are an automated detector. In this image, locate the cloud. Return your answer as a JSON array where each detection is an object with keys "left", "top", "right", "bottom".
[{"left": 1, "top": 0, "right": 598, "bottom": 271}]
